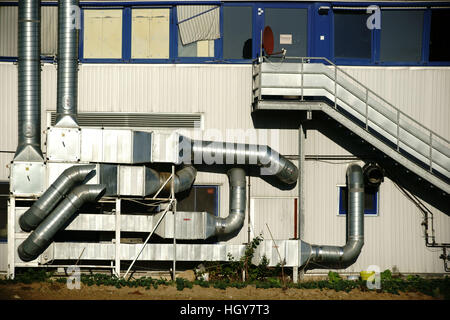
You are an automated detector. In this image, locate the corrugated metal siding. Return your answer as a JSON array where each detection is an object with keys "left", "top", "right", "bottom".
[
  {"left": 0, "top": 6, "right": 17, "bottom": 57},
  {"left": 0, "top": 6, "right": 58, "bottom": 57},
  {"left": 0, "top": 62, "right": 448, "bottom": 272},
  {"left": 0, "top": 243, "right": 7, "bottom": 272}
]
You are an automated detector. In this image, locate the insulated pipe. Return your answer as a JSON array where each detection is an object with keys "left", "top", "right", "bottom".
[
  {"left": 303, "top": 164, "right": 364, "bottom": 269},
  {"left": 18, "top": 184, "right": 106, "bottom": 262},
  {"left": 14, "top": 0, "right": 43, "bottom": 161},
  {"left": 181, "top": 137, "right": 298, "bottom": 185},
  {"left": 214, "top": 168, "right": 246, "bottom": 236},
  {"left": 55, "top": 0, "right": 79, "bottom": 127},
  {"left": 19, "top": 165, "right": 96, "bottom": 232}
]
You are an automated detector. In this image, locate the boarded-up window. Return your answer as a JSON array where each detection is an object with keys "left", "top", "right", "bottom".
[
  {"left": 83, "top": 9, "right": 122, "bottom": 59},
  {"left": 132, "top": 8, "right": 170, "bottom": 59}
]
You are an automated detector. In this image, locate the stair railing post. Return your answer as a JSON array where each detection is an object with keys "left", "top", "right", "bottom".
[
  {"left": 300, "top": 57, "right": 304, "bottom": 101},
  {"left": 429, "top": 132, "right": 433, "bottom": 172},
  {"left": 396, "top": 110, "right": 400, "bottom": 151},
  {"left": 365, "top": 89, "right": 369, "bottom": 131},
  {"left": 334, "top": 65, "right": 337, "bottom": 109}
]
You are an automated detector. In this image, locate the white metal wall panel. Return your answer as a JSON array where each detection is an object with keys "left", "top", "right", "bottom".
[
  {"left": 0, "top": 62, "right": 449, "bottom": 273},
  {"left": 251, "top": 197, "right": 296, "bottom": 241},
  {"left": 41, "top": 6, "right": 58, "bottom": 56},
  {"left": 0, "top": 6, "right": 17, "bottom": 57},
  {"left": 0, "top": 243, "right": 7, "bottom": 272},
  {"left": 0, "top": 6, "right": 58, "bottom": 57}
]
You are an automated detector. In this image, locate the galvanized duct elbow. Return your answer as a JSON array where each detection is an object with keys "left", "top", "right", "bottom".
[
  {"left": 55, "top": 0, "right": 79, "bottom": 127},
  {"left": 184, "top": 138, "right": 298, "bottom": 185},
  {"left": 155, "top": 165, "right": 197, "bottom": 195},
  {"left": 18, "top": 184, "right": 106, "bottom": 262},
  {"left": 214, "top": 168, "right": 246, "bottom": 236},
  {"left": 303, "top": 164, "right": 365, "bottom": 269},
  {"left": 19, "top": 165, "right": 96, "bottom": 232},
  {"left": 14, "top": 0, "right": 43, "bottom": 161}
]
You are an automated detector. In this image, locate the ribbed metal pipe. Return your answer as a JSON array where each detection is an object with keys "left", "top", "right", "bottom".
[
  {"left": 304, "top": 164, "right": 365, "bottom": 269},
  {"left": 19, "top": 165, "right": 96, "bottom": 232},
  {"left": 14, "top": 0, "right": 43, "bottom": 161},
  {"left": 183, "top": 138, "right": 298, "bottom": 185},
  {"left": 55, "top": 0, "right": 79, "bottom": 127},
  {"left": 156, "top": 165, "right": 197, "bottom": 195},
  {"left": 18, "top": 184, "right": 106, "bottom": 262},
  {"left": 214, "top": 168, "right": 246, "bottom": 236}
]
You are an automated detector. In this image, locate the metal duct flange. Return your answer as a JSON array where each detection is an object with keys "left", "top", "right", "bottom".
[
  {"left": 18, "top": 184, "right": 106, "bottom": 262},
  {"left": 55, "top": 0, "right": 79, "bottom": 127},
  {"left": 14, "top": 0, "right": 44, "bottom": 161},
  {"left": 19, "top": 164, "right": 96, "bottom": 232}
]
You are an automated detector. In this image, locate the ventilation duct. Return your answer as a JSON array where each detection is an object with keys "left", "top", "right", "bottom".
[
  {"left": 14, "top": 0, "right": 43, "bottom": 161},
  {"left": 18, "top": 184, "right": 106, "bottom": 262},
  {"left": 19, "top": 165, "right": 96, "bottom": 232},
  {"left": 214, "top": 168, "right": 246, "bottom": 236},
  {"left": 55, "top": 0, "right": 79, "bottom": 127},
  {"left": 300, "top": 164, "right": 365, "bottom": 269},
  {"left": 180, "top": 137, "right": 298, "bottom": 185}
]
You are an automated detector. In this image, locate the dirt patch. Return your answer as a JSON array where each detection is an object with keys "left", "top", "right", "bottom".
[{"left": 0, "top": 282, "right": 436, "bottom": 300}]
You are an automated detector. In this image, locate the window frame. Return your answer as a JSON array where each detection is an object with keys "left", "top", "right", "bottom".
[
  {"left": 177, "top": 184, "right": 220, "bottom": 217},
  {"left": 337, "top": 185, "right": 379, "bottom": 217}
]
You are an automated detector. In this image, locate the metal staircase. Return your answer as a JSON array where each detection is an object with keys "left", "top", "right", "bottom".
[{"left": 252, "top": 57, "right": 450, "bottom": 195}]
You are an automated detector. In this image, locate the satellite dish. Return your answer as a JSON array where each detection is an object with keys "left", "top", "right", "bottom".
[{"left": 263, "top": 26, "right": 274, "bottom": 55}]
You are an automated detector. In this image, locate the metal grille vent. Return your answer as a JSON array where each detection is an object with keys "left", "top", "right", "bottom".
[{"left": 50, "top": 112, "right": 202, "bottom": 129}]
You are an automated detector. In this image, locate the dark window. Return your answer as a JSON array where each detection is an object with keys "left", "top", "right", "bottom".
[
  {"left": 338, "top": 186, "right": 378, "bottom": 216},
  {"left": 334, "top": 11, "right": 371, "bottom": 59},
  {"left": 429, "top": 9, "right": 450, "bottom": 62},
  {"left": 380, "top": 10, "right": 424, "bottom": 62},
  {"left": 223, "top": 6, "right": 253, "bottom": 59},
  {"left": 0, "top": 182, "right": 8, "bottom": 241},
  {"left": 177, "top": 185, "right": 219, "bottom": 216},
  {"left": 264, "top": 8, "right": 308, "bottom": 58}
]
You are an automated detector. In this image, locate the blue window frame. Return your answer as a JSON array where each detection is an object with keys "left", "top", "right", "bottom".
[
  {"left": 1, "top": 1, "right": 449, "bottom": 66},
  {"left": 177, "top": 185, "right": 219, "bottom": 217},
  {"left": 338, "top": 186, "right": 378, "bottom": 216}
]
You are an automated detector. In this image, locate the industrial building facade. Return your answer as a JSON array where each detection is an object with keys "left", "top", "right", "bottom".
[{"left": 0, "top": 0, "right": 449, "bottom": 276}]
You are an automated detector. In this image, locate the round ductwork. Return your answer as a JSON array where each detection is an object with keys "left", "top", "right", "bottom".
[{"left": 363, "top": 162, "right": 384, "bottom": 189}]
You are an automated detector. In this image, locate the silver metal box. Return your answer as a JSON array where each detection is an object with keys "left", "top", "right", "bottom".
[
  {"left": 80, "top": 128, "right": 152, "bottom": 164},
  {"left": 46, "top": 127, "right": 81, "bottom": 162},
  {"left": 151, "top": 131, "right": 181, "bottom": 164},
  {"left": 10, "top": 161, "right": 46, "bottom": 196}
]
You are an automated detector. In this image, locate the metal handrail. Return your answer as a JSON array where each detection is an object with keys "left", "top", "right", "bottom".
[
  {"left": 261, "top": 56, "right": 449, "bottom": 145},
  {"left": 255, "top": 56, "right": 450, "bottom": 176}
]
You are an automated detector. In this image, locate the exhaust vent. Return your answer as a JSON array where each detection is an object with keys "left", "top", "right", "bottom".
[{"left": 50, "top": 112, "right": 203, "bottom": 129}]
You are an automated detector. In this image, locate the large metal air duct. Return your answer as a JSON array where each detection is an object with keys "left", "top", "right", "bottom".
[
  {"left": 19, "top": 165, "right": 96, "bottom": 232},
  {"left": 181, "top": 137, "right": 298, "bottom": 185},
  {"left": 214, "top": 168, "right": 246, "bottom": 236},
  {"left": 155, "top": 165, "right": 197, "bottom": 194},
  {"left": 18, "top": 184, "right": 106, "bottom": 262},
  {"left": 301, "top": 164, "right": 364, "bottom": 269},
  {"left": 14, "top": 0, "right": 43, "bottom": 161},
  {"left": 55, "top": 0, "right": 79, "bottom": 127}
]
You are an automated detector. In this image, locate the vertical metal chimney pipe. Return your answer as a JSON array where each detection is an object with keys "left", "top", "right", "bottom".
[
  {"left": 14, "top": 0, "right": 44, "bottom": 161},
  {"left": 55, "top": 0, "right": 79, "bottom": 127}
]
